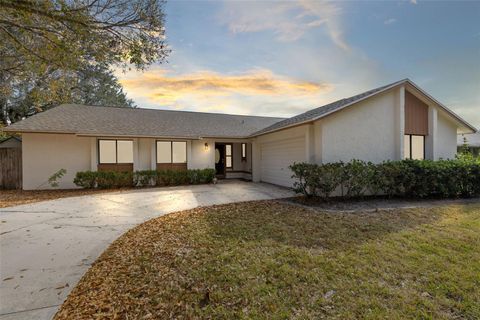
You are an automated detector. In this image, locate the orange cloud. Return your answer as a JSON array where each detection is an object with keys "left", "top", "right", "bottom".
[{"left": 120, "top": 69, "right": 333, "bottom": 105}]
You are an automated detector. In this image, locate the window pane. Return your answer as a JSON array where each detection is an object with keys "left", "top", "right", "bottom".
[
  {"left": 226, "top": 144, "right": 232, "bottom": 156},
  {"left": 242, "top": 143, "right": 246, "bottom": 158},
  {"left": 99, "top": 140, "right": 116, "bottom": 164},
  {"left": 404, "top": 135, "right": 411, "bottom": 159},
  {"left": 172, "top": 141, "right": 187, "bottom": 163},
  {"left": 411, "top": 135, "right": 424, "bottom": 160},
  {"left": 157, "top": 141, "right": 171, "bottom": 163},
  {"left": 117, "top": 140, "right": 133, "bottom": 163},
  {"left": 226, "top": 157, "right": 232, "bottom": 168}
]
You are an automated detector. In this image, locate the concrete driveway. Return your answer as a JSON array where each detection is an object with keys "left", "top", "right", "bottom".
[{"left": 0, "top": 181, "right": 293, "bottom": 320}]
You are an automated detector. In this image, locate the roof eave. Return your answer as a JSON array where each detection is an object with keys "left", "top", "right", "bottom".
[
  {"left": 250, "top": 79, "right": 409, "bottom": 137},
  {"left": 404, "top": 81, "right": 477, "bottom": 133},
  {"left": 250, "top": 79, "right": 477, "bottom": 137}
]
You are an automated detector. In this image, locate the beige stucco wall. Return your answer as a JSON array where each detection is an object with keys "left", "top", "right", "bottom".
[
  {"left": 22, "top": 133, "right": 92, "bottom": 190},
  {"left": 137, "top": 138, "right": 153, "bottom": 170},
  {"left": 229, "top": 143, "right": 252, "bottom": 171},
  {"left": 320, "top": 90, "right": 398, "bottom": 163},
  {"left": 188, "top": 139, "right": 215, "bottom": 169},
  {"left": 436, "top": 111, "right": 458, "bottom": 159}
]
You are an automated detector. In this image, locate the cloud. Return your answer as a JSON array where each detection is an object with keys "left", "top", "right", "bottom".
[
  {"left": 121, "top": 68, "right": 331, "bottom": 100},
  {"left": 384, "top": 18, "right": 397, "bottom": 25},
  {"left": 410, "top": 0, "right": 417, "bottom": 4},
  {"left": 218, "top": 0, "right": 349, "bottom": 51},
  {"left": 119, "top": 68, "right": 334, "bottom": 116}
]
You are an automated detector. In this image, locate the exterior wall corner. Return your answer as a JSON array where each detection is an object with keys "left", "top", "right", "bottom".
[
  {"left": 426, "top": 106, "right": 438, "bottom": 160},
  {"left": 395, "top": 85, "right": 406, "bottom": 160},
  {"left": 251, "top": 140, "right": 261, "bottom": 182}
]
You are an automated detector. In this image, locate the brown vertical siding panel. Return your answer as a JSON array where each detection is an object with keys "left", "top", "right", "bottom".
[
  {"left": 405, "top": 91, "right": 429, "bottom": 135},
  {"left": 97, "top": 163, "right": 133, "bottom": 172},
  {"left": 156, "top": 163, "right": 187, "bottom": 171}
]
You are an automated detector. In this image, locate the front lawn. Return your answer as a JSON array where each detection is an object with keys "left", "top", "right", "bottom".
[{"left": 55, "top": 201, "right": 480, "bottom": 319}]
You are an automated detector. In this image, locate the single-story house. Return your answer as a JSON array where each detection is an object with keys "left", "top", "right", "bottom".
[
  {"left": 457, "top": 132, "right": 480, "bottom": 157},
  {"left": 0, "top": 136, "right": 22, "bottom": 149},
  {"left": 2, "top": 79, "right": 477, "bottom": 190}
]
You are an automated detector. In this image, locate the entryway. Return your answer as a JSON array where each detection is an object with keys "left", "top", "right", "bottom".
[{"left": 215, "top": 143, "right": 226, "bottom": 178}]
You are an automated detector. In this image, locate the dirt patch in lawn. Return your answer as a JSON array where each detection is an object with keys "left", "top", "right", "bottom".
[
  {"left": 0, "top": 189, "right": 131, "bottom": 208},
  {"left": 55, "top": 200, "right": 480, "bottom": 319}
]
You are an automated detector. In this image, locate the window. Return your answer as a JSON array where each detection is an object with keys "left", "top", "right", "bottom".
[
  {"left": 241, "top": 143, "right": 247, "bottom": 161},
  {"left": 117, "top": 141, "right": 134, "bottom": 163},
  {"left": 98, "top": 140, "right": 133, "bottom": 164},
  {"left": 404, "top": 135, "right": 425, "bottom": 160},
  {"left": 156, "top": 141, "right": 171, "bottom": 163},
  {"left": 172, "top": 141, "right": 187, "bottom": 163},
  {"left": 156, "top": 141, "right": 187, "bottom": 163},
  {"left": 225, "top": 144, "right": 232, "bottom": 168}
]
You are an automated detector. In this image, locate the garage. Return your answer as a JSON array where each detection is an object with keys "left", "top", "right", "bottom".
[{"left": 260, "top": 136, "right": 306, "bottom": 187}]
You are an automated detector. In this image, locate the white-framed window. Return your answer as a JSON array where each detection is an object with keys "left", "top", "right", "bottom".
[
  {"left": 404, "top": 134, "right": 425, "bottom": 160},
  {"left": 98, "top": 139, "right": 133, "bottom": 164},
  {"left": 156, "top": 141, "right": 187, "bottom": 163},
  {"left": 226, "top": 144, "right": 232, "bottom": 168},
  {"left": 241, "top": 143, "right": 247, "bottom": 161}
]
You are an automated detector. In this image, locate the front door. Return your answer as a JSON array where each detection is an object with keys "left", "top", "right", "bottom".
[{"left": 215, "top": 144, "right": 226, "bottom": 177}]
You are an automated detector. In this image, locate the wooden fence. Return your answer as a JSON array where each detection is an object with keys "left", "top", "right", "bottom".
[{"left": 0, "top": 148, "right": 22, "bottom": 189}]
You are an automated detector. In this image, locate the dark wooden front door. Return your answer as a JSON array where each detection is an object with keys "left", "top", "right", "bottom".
[{"left": 215, "top": 144, "right": 226, "bottom": 177}]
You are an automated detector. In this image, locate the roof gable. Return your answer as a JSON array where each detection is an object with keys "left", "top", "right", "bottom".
[{"left": 252, "top": 79, "right": 477, "bottom": 136}]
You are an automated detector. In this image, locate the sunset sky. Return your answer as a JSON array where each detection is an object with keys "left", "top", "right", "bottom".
[{"left": 117, "top": 0, "right": 480, "bottom": 127}]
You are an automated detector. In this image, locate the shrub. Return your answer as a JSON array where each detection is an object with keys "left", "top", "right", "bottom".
[
  {"left": 339, "top": 160, "right": 372, "bottom": 198},
  {"left": 290, "top": 159, "right": 480, "bottom": 200},
  {"left": 48, "top": 169, "right": 67, "bottom": 188},
  {"left": 134, "top": 170, "right": 157, "bottom": 187},
  {"left": 74, "top": 168, "right": 217, "bottom": 189},
  {"left": 96, "top": 171, "right": 132, "bottom": 189},
  {"left": 201, "top": 168, "right": 216, "bottom": 183},
  {"left": 188, "top": 168, "right": 216, "bottom": 184},
  {"left": 73, "top": 171, "right": 97, "bottom": 189},
  {"left": 289, "top": 163, "right": 319, "bottom": 197}
]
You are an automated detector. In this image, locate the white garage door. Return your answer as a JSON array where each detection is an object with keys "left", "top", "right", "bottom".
[{"left": 260, "top": 136, "right": 306, "bottom": 187}]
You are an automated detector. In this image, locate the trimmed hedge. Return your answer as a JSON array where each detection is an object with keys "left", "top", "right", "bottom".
[
  {"left": 290, "top": 159, "right": 480, "bottom": 199},
  {"left": 74, "top": 168, "right": 216, "bottom": 189}
]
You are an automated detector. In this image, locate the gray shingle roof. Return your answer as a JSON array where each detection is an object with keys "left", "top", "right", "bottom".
[
  {"left": 4, "top": 104, "right": 285, "bottom": 139},
  {"left": 251, "top": 79, "right": 408, "bottom": 136},
  {"left": 4, "top": 79, "right": 476, "bottom": 138}
]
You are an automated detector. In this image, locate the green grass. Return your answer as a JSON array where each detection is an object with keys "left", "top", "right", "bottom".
[{"left": 55, "top": 201, "right": 480, "bottom": 319}]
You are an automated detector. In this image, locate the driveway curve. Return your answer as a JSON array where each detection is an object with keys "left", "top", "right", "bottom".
[{"left": 0, "top": 181, "right": 293, "bottom": 320}]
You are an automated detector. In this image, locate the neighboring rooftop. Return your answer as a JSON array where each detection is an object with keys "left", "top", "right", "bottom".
[{"left": 3, "top": 104, "right": 285, "bottom": 139}]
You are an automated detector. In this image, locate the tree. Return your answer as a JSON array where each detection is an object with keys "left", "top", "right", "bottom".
[
  {"left": 3, "top": 63, "right": 135, "bottom": 123},
  {"left": 0, "top": 0, "right": 168, "bottom": 73},
  {"left": 0, "top": 0, "right": 168, "bottom": 124},
  {"left": 71, "top": 64, "right": 135, "bottom": 108}
]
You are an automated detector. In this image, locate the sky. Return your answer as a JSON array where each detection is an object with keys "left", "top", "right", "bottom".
[{"left": 117, "top": 0, "right": 480, "bottom": 128}]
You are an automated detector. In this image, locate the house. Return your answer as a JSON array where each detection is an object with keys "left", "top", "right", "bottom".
[
  {"left": 457, "top": 132, "right": 480, "bottom": 157},
  {"left": 2, "top": 79, "right": 477, "bottom": 190},
  {"left": 0, "top": 136, "right": 22, "bottom": 149}
]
